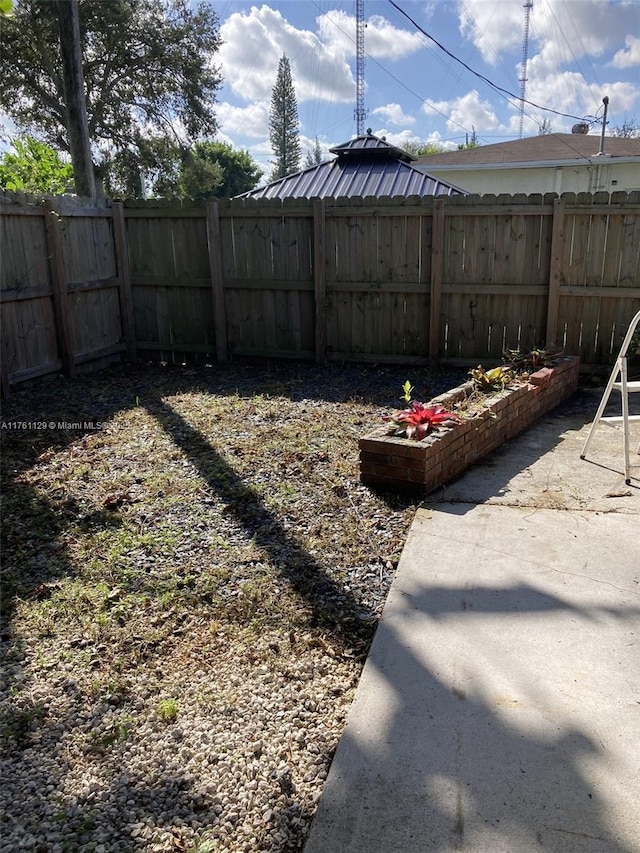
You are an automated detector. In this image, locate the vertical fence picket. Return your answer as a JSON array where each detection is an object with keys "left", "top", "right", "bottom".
[
  {"left": 429, "top": 198, "right": 445, "bottom": 366},
  {"left": 313, "top": 199, "right": 327, "bottom": 364},
  {"left": 546, "top": 198, "right": 566, "bottom": 348},
  {"left": 43, "top": 200, "right": 76, "bottom": 376},
  {"left": 206, "top": 201, "right": 228, "bottom": 362},
  {"left": 112, "top": 202, "right": 136, "bottom": 361}
]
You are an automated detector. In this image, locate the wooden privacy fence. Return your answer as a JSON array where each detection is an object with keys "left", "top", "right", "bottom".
[{"left": 1, "top": 190, "right": 639, "bottom": 390}]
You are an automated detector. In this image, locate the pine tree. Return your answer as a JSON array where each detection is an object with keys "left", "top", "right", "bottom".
[
  {"left": 269, "top": 55, "right": 301, "bottom": 181},
  {"left": 304, "top": 136, "right": 323, "bottom": 168}
]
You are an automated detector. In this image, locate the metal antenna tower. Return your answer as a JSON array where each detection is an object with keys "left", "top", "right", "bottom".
[
  {"left": 354, "top": 0, "right": 367, "bottom": 135},
  {"left": 518, "top": 0, "right": 533, "bottom": 138}
]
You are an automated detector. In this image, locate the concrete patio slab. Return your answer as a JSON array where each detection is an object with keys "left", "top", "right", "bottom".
[{"left": 304, "top": 389, "right": 640, "bottom": 853}]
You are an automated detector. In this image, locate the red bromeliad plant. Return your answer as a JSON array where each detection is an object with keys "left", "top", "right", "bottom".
[{"left": 385, "top": 401, "right": 462, "bottom": 441}]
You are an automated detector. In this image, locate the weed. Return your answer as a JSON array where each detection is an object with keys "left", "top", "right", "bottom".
[
  {"left": 157, "top": 697, "right": 179, "bottom": 722},
  {"left": 1, "top": 700, "right": 47, "bottom": 743}
]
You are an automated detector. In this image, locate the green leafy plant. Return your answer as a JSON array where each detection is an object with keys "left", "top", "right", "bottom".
[
  {"left": 503, "top": 347, "right": 559, "bottom": 371},
  {"left": 0, "top": 136, "right": 74, "bottom": 194},
  {"left": 469, "top": 365, "right": 510, "bottom": 392},
  {"left": 400, "top": 380, "right": 414, "bottom": 404}
]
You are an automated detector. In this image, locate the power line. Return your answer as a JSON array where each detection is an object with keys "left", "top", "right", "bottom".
[
  {"left": 386, "top": 0, "right": 595, "bottom": 125},
  {"left": 313, "top": 1, "right": 475, "bottom": 137}
]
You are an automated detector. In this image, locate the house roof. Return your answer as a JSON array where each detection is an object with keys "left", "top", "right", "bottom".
[
  {"left": 240, "top": 134, "right": 465, "bottom": 200},
  {"left": 414, "top": 134, "right": 640, "bottom": 168}
]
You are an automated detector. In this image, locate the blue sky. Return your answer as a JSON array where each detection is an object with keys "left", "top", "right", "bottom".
[{"left": 210, "top": 0, "right": 640, "bottom": 175}]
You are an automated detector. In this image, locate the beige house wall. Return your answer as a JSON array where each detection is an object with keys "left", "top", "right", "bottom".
[{"left": 417, "top": 160, "right": 640, "bottom": 196}]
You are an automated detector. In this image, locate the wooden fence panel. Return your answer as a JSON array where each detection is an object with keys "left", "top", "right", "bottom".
[
  {"left": 325, "top": 201, "right": 431, "bottom": 360},
  {"left": 59, "top": 213, "right": 123, "bottom": 361},
  {"left": 62, "top": 214, "right": 115, "bottom": 283},
  {"left": 440, "top": 202, "right": 551, "bottom": 361},
  {"left": 127, "top": 212, "right": 217, "bottom": 358},
  {"left": 2, "top": 191, "right": 640, "bottom": 390},
  {"left": 222, "top": 208, "right": 315, "bottom": 358},
  {"left": 557, "top": 208, "right": 640, "bottom": 362},
  {"left": 1, "top": 209, "right": 61, "bottom": 382}
]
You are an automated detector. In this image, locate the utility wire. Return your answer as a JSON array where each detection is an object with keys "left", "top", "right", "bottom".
[
  {"left": 312, "top": 0, "right": 475, "bottom": 136},
  {"left": 386, "top": 0, "right": 596, "bottom": 125}
]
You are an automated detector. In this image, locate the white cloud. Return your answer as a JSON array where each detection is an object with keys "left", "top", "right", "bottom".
[
  {"left": 459, "top": 0, "right": 523, "bottom": 63},
  {"left": 372, "top": 103, "right": 416, "bottom": 126},
  {"left": 459, "top": 0, "right": 640, "bottom": 66},
  {"left": 526, "top": 54, "right": 639, "bottom": 118},
  {"left": 612, "top": 35, "right": 640, "bottom": 68},
  {"left": 219, "top": 5, "right": 353, "bottom": 105},
  {"left": 317, "top": 10, "right": 425, "bottom": 60},
  {"left": 216, "top": 102, "right": 269, "bottom": 138},
  {"left": 423, "top": 90, "right": 501, "bottom": 133},
  {"left": 370, "top": 128, "right": 422, "bottom": 149},
  {"left": 370, "top": 127, "right": 459, "bottom": 153}
]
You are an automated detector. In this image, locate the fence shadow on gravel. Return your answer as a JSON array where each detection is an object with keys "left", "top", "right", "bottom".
[{"left": 142, "top": 393, "right": 378, "bottom": 653}]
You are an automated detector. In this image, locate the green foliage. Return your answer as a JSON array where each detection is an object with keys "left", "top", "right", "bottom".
[
  {"left": 157, "top": 697, "right": 179, "bottom": 722},
  {"left": 0, "top": 135, "right": 73, "bottom": 193},
  {"left": 0, "top": 0, "right": 13, "bottom": 16},
  {"left": 503, "top": 347, "right": 557, "bottom": 371},
  {"left": 457, "top": 127, "right": 480, "bottom": 149},
  {"left": 269, "top": 54, "right": 301, "bottom": 181},
  {"left": 175, "top": 141, "right": 263, "bottom": 199},
  {"left": 401, "top": 141, "right": 445, "bottom": 157},
  {"left": 400, "top": 380, "right": 414, "bottom": 404},
  {"left": 469, "top": 365, "right": 510, "bottom": 392},
  {"left": 0, "top": 0, "right": 222, "bottom": 194}
]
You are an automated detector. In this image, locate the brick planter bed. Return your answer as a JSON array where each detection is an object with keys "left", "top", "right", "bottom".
[{"left": 359, "top": 356, "right": 580, "bottom": 494}]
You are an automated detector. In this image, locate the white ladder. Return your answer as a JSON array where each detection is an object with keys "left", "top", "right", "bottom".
[{"left": 580, "top": 309, "right": 640, "bottom": 485}]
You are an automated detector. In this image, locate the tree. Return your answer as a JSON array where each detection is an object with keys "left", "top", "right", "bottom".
[
  {"left": 269, "top": 55, "right": 301, "bottom": 181},
  {"left": 457, "top": 127, "right": 479, "bottom": 149},
  {"left": 401, "top": 141, "right": 445, "bottom": 157},
  {"left": 175, "top": 142, "right": 263, "bottom": 198},
  {"left": 610, "top": 118, "right": 639, "bottom": 138},
  {"left": 304, "top": 137, "right": 323, "bottom": 168},
  {"left": 56, "top": 0, "right": 95, "bottom": 195},
  {"left": 0, "top": 0, "right": 222, "bottom": 195},
  {"left": 0, "top": 135, "right": 74, "bottom": 193}
]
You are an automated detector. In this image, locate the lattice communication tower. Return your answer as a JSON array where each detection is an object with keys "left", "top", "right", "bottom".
[
  {"left": 354, "top": 0, "right": 367, "bottom": 135},
  {"left": 518, "top": 0, "right": 533, "bottom": 138}
]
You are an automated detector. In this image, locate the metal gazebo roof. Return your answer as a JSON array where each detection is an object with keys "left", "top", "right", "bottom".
[{"left": 239, "top": 133, "right": 466, "bottom": 200}]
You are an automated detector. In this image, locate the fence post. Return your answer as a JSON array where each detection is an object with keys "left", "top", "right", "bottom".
[
  {"left": 43, "top": 200, "right": 76, "bottom": 377},
  {"left": 206, "top": 201, "right": 228, "bottom": 362},
  {"left": 429, "top": 197, "right": 446, "bottom": 367},
  {"left": 111, "top": 202, "right": 136, "bottom": 361},
  {"left": 313, "top": 198, "right": 327, "bottom": 364},
  {"left": 546, "top": 197, "right": 565, "bottom": 348}
]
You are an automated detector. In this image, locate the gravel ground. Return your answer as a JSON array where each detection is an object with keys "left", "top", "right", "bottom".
[{"left": 1, "top": 360, "right": 466, "bottom": 853}]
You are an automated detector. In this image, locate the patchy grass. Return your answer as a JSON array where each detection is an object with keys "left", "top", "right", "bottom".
[{"left": 1, "top": 360, "right": 465, "bottom": 852}]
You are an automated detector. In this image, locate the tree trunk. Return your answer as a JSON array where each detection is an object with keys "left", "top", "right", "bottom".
[{"left": 57, "top": 0, "right": 95, "bottom": 198}]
